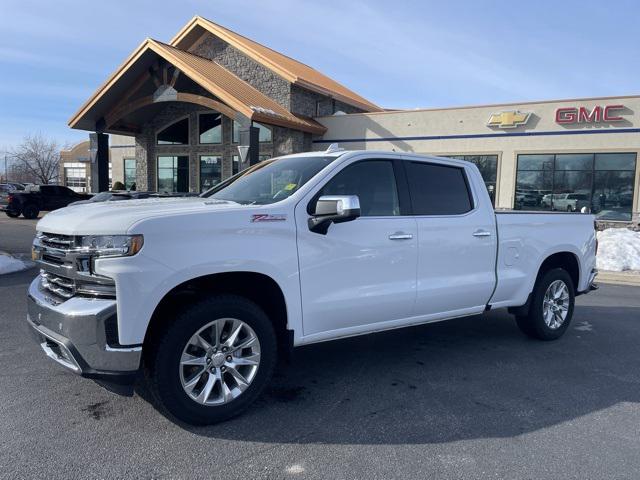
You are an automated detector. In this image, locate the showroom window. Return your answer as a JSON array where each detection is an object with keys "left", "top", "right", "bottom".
[
  {"left": 200, "top": 155, "right": 222, "bottom": 192},
  {"left": 124, "top": 158, "right": 136, "bottom": 190},
  {"left": 515, "top": 153, "right": 637, "bottom": 221},
  {"left": 157, "top": 118, "right": 189, "bottom": 145},
  {"left": 157, "top": 156, "right": 189, "bottom": 193},
  {"left": 232, "top": 121, "right": 272, "bottom": 143},
  {"left": 445, "top": 155, "right": 497, "bottom": 205},
  {"left": 199, "top": 113, "right": 222, "bottom": 144}
]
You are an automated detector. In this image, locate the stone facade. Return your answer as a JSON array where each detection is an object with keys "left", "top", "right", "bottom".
[
  {"left": 290, "top": 85, "right": 365, "bottom": 117},
  {"left": 192, "top": 35, "right": 291, "bottom": 110},
  {"left": 191, "top": 33, "right": 366, "bottom": 118}
]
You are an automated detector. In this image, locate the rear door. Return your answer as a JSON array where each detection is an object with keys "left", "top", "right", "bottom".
[
  {"left": 296, "top": 157, "right": 418, "bottom": 337},
  {"left": 406, "top": 158, "right": 497, "bottom": 317}
]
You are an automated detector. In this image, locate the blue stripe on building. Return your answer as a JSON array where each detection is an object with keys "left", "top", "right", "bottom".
[{"left": 313, "top": 128, "right": 640, "bottom": 144}]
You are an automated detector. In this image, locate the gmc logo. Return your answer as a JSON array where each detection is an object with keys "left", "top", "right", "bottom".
[{"left": 556, "top": 105, "right": 625, "bottom": 124}]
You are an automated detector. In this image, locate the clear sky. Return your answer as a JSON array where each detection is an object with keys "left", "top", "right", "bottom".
[{"left": 0, "top": 0, "right": 638, "bottom": 150}]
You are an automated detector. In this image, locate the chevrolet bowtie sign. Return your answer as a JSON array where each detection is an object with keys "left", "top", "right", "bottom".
[{"left": 487, "top": 110, "right": 531, "bottom": 128}]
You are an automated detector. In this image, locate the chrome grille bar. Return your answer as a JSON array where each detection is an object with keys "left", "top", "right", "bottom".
[
  {"left": 35, "top": 232, "right": 116, "bottom": 301},
  {"left": 38, "top": 232, "right": 76, "bottom": 250}
]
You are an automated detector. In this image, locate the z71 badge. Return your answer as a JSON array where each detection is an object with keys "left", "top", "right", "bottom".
[{"left": 251, "top": 214, "right": 287, "bottom": 222}]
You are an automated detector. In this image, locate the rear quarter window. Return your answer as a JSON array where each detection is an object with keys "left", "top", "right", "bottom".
[{"left": 405, "top": 161, "right": 473, "bottom": 215}]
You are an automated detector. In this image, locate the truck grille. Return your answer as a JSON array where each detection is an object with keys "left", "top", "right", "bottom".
[
  {"left": 34, "top": 232, "right": 116, "bottom": 301},
  {"left": 40, "top": 270, "right": 75, "bottom": 298},
  {"left": 39, "top": 232, "right": 76, "bottom": 251}
]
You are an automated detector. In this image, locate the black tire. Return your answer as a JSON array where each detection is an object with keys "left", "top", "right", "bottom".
[
  {"left": 516, "top": 268, "right": 575, "bottom": 341},
  {"left": 22, "top": 204, "right": 39, "bottom": 219},
  {"left": 5, "top": 210, "right": 20, "bottom": 218},
  {"left": 566, "top": 205, "right": 573, "bottom": 212},
  {"left": 146, "top": 295, "right": 277, "bottom": 425}
]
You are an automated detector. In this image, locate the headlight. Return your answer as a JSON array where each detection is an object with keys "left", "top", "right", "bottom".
[{"left": 79, "top": 234, "right": 144, "bottom": 258}]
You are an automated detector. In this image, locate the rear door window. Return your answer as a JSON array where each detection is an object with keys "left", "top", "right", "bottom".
[{"left": 405, "top": 161, "right": 473, "bottom": 215}]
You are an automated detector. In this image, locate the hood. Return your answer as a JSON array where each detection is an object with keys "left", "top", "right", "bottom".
[{"left": 36, "top": 197, "right": 245, "bottom": 235}]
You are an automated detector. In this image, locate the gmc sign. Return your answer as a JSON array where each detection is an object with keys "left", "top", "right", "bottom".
[{"left": 556, "top": 104, "right": 625, "bottom": 124}]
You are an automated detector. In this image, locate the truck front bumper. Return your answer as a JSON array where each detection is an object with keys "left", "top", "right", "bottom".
[{"left": 26, "top": 276, "right": 141, "bottom": 394}]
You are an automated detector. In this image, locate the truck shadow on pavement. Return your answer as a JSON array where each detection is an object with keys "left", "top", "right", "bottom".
[{"left": 137, "top": 301, "right": 640, "bottom": 444}]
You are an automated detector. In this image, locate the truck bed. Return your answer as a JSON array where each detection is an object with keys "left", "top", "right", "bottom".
[{"left": 489, "top": 211, "right": 597, "bottom": 309}]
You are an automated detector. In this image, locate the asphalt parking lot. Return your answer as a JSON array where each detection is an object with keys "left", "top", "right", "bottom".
[
  {"left": 0, "top": 214, "right": 40, "bottom": 255},
  {"left": 1, "top": 216, "right": 639, "bottom": 479}
]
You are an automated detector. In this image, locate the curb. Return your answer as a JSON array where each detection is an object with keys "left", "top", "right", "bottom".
[{"left": 597, "top": 270, "right": 640, "bottom": 287}]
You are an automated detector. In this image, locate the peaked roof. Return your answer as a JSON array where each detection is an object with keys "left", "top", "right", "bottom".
[
  {"left": 68, "top": 39, "right": 326, "bottom": 134},
  {"left": 171, "top": 16, "right": 382, "bottom": 112}
]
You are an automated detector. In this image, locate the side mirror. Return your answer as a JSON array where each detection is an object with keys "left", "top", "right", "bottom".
[{"left": 308, "top": 195, "right": 361, "bottom": 234}]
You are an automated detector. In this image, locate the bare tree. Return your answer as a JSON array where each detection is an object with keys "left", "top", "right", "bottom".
[{"left": 8, "top": 134, "right": 60, "bottom": 184}]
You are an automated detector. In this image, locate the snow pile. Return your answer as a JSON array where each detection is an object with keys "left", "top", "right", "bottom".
[
  {"left": 0, "top": 253, "right": 30, "bottom": 275},
  {"left": 597, "top": 228, "right": 640, "bottom": 272}
]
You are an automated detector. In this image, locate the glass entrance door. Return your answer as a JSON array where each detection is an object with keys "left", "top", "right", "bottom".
[{"left": 158, "top": 156, "right": 189, "bottom": 193}]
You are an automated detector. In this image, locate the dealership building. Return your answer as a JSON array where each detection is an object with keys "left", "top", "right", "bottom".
[{"left": 68, "top": 16, "right": 639, "bottom": 225}]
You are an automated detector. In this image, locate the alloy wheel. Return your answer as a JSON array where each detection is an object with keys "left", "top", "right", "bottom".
[
  {"left": 542, "top": 280, "right": 570, "bottom": 330},
  {"left": 178, "top": 318, "right": 261, "bottom": 405}
]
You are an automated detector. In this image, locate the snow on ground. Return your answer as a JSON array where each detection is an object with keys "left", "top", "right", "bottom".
[
  {"left": 0, "top": 253, "right": 30, "bottom": 275},
  {"left": 597, "top": 228, "right": 640, "bottom": 272}
]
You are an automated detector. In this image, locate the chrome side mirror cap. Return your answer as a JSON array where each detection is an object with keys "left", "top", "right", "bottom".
[{"left": 308, "top": 195, "right": 361, "bottom": 234}]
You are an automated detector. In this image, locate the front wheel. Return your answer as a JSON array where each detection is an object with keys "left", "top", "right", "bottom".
[
  {"left": 147, "top": 295, "right": 277, "bottom": 425},
  {"left": 516, "top": 268, "right": 575, "bottom": 341}
]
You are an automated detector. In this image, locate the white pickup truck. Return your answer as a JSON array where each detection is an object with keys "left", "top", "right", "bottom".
[{"left": 28, "top": 149, "right": 598, "bottom": 424}]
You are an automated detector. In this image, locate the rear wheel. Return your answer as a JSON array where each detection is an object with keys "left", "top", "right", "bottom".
[
  {"left": 147, "top": 295, "right": 277, "bottom": 425},
  {"left": 5, "top": 211, "right": 20, "bottom": 218},
  {"left": 516, "top": 268, "right": 575, "bottom": 341},
  {"left": 22, "top": 204, "right": 39, "bottom": 219}
]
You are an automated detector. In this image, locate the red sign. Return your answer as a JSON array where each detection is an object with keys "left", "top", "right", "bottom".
[{"left": 555, "top": 105, "right": 625, "bottom": 124}]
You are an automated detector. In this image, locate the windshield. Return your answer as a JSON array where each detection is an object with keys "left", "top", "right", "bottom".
[{"left": 201, "top": 155, "right": 337, "bottom": 205}]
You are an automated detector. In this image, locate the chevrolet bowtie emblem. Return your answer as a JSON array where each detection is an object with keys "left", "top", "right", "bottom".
[{"left": 487, "top": 110, "right": 531, "bottom": 128}]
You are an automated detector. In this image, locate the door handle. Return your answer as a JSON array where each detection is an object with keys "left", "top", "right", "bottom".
[
  {"left": 389, "top": 233, "right": 413, "bottom": 240},
  {"left": 472, "top": 229, "right": 492, "bottom": 237}
]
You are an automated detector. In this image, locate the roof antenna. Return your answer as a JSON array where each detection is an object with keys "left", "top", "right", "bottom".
[{"left": 325, "top": 143, "right": 344, "bottom": 154}]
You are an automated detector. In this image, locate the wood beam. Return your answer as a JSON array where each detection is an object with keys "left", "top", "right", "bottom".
[
  {"left": 105, "top": 92, "right": 237, "bottom": 128},
  {"left": 169, "top": 67, "right": 180, "bottom": 88},
  {"left": 103, "top": 71, "right": 151, "bottom": 125}
]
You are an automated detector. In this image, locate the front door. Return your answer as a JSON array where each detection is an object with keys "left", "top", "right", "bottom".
[{"left": 296, "top": 158, "right": 418, "bottom": 338}]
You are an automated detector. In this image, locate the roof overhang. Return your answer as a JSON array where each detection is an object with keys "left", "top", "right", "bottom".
[
  {"left": 69, "top": 38, "right": 326, "bottom": 135},
  {"left": 171, "top": 16, "right": 383, "bottom": 113}
]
